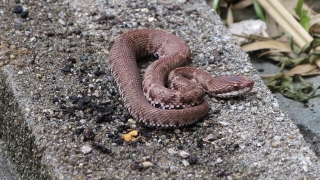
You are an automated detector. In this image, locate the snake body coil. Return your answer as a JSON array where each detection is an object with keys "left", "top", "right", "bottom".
[{"left": 108, "top": 29, "right": 254, "bottom": 128}]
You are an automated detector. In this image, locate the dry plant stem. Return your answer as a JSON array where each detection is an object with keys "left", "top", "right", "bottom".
[
  {"left": 232, "top": 0, "right": 252, "bottom": 10},
  {"left": 257, "top": 0, "right": 312, "bottom": 47},
  {"left": 257, "top": 0, "right": 320, "bottom": 69},
  {"left": 260, "top": 71, "right": 320, "bottom": 79}
]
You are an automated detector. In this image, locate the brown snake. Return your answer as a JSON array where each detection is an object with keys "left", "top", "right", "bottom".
[{"left": 108, "top": 29, "right": 254, "bottom": 128}]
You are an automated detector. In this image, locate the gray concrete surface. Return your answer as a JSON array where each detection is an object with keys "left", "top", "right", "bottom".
[
  {"left": 1, "top": 0, "right": 320, "bottom": 179},
  {"left": 0, "top": 141, "right": 19, "bottom": 180},
  {"left": 251, "top": 55, "right": 320, "bottom": 157}
]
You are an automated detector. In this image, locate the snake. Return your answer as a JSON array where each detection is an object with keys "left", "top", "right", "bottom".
[{"left": 108, "top": 28, "right": 254, "bottom": 128}]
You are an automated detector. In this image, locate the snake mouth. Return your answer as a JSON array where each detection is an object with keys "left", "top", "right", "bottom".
[
  {"left": 210, "top": 86, "right": 253, "bottom": 98},
  {"left": 209, "top": 84, "right": 253, "bottom": 98},
  {"left": 207, "top": 76, "right": 254, "bottom": 98}
]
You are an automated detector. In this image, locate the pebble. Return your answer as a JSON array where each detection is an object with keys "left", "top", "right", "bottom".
[
  {"left": 182, "top": 159, "right": 190, "bottom": 166},
  {"left": 179, "top": 151, "right": 190, "bottom": 158},
  {"left": 168, "top": 148, "right": 178, "bottom": 154},
  {"left": 79, "top": 119, "right": 86, "bottom": 124},
  {"left": 173, "top": 129, "right": 181, "bottom": 134},
  {"left": 188, "top": 156, "right": 197, "bottom": 165},
  {"left": 80, "top": 55, "right": 88, "bottom": 61},
  {"left": 59, "top": 19, "right": 66, "bottom": 25},
  {"left": 127, "top": 118, "right": 136, "bottom": 124},
  {"left": 216, "top": 158, "right": 223, "bottom": 164},
  {"left": 17, "top": 71, "right": 24, "bottom": 75},
  {"left": 142, "top": 162, "right": 154, "bottom": 167},
  {"left": 227, "top": 176, "right": 233, "bottom": 180},
  {"left": 140, "top": 8, "right": 149, "bottom": 13},
  {"left": 275, "top": 117, "right": 284, "bottom": 122},
  {"left": 170, "top": 166, "right": 177, "bottom": 171},
  {"left": 203, "top": 134, "right": 216, "bottom": 142},
  {"left": 271, "top": 140, "right": 281, "bottom": 148},
  {"left": 12, "top": 4, "right": 23, "bottom": 14},
  {"left": 81, "top": 145, "right": 92, "bottom": 154},
  {"left": 25, "top": 107, "right": 31, "bottom": 113},
  {"left": 21, "top": 9, "right": 29, "bottom": 18},
  {"left": 92, "top": 90, "right": 100, "bottom": 97}
]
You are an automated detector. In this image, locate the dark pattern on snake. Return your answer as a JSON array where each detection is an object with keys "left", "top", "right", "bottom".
[{"left": 108, "top": 28, "right": 254, "bottom": 128}]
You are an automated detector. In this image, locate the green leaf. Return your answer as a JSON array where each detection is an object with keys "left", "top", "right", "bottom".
[
  {"left": 294, "top": 0, "right": 311, "bottom": 31},
  {"left": 295, "top": 0, "right": 304, "bottom": 17},
  {"left": 212, "top": 0, "right": 220, "bottom": 10},
  {"left": 267, "top": 74, "right": 320, "bottom": 102},
  {"left": 253, "top": 0, "right": 266, "bottom": 22}
]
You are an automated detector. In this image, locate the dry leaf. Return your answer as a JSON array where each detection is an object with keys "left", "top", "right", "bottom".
[
  {"left": 227, "top": 4, "right": 233, "bottom": 26},
  {"left": 310, "top": 14, "right": 320, "bottom": 31},
  {"left": 232, "top": 0, "right": 252, "bottom": 10},
  {"left": 285, "top": 63, "right": 317, "bottom": 76},
  {"left": 242, "top": 40, "right": 291, "bottom": 52}
]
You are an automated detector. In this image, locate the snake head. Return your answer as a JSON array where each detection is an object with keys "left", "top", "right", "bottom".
[{"left": 207, "top": 76, "right": 254, "bottom": 98}]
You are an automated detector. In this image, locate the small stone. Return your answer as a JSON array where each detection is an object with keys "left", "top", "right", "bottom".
[
  {"left": 131, "top": 22, "right": 137, "bottom": 27},
  {"left": 12, "top": 5, "right": 23, "bottom": 14},
  {"left": 227, "top": 176, "right": 233, "bottom": 180},
  {"left": 58, "top": 19, "right": 66, "bottom": 25},
  {"left": 216, "top": 158, "right": 223, "bottom": 164},
  {"left": 36, "top": 74, "right": 42, "bottom": 79},
  {"left": 168, "top": 148, "right": 178, "bottom": 154},
  {"left": 203, "top": 133, "right": 217, "bottom": 142},
  {"left": 170, "top": 166, "right": 177, "bottom": 171},
  {"left": 10, "top": 54, "right": 15, "bottom": 59},
  {"left": 179, "top": 151, "right": 190, "bottom": 158},
  {"left": 142, "top": 162, "right": 154, "bottom": 167},
  {"left": 21, "top": 9, "right": 29, "bottom": 18},
  {"left": 251, "top": 106, "right": 258, "bottom": 111},
  {"left": 271, "top": 140, "right": 281, "bottom": 148},
  {"left": 92, "top": 90, "right": 100, "bottom": 98},
  {"left": 142, "top": 156, "right": 151, "bottom": 161},
  {"left": 79, "top": 119, "right": 86, "bottom": 124},
  {"left": 81, "top": 145, "right": 92, "bottom": 154},
  {"left": 80, "top": 55, "right": 88, "bottom": 61},
  {"left": 275, "top": 117, "right": 284, "bottom": 121},
  {"left": 17, "top": 71, "right": 23, "bottom": 75},
  {"left": 25, "top": 107, "right": 31, "bottom": 113},
  {"left": 188, "top": 156, "right": 197, "bottom": 165},
  {"left": 174, "top": 129, "right": 181, "bottom": 134},
  {"left": 182, "top": 159, "right": 190, "bottom": 166},
  {"left": 140, "top": 8, "right": 149, "bottom": 13},
  {"left": 302, "top": 165, "right": 308, "bottom": 172},
  {"left": 127, "top": 118, "right": 136, "bottom": 124}
]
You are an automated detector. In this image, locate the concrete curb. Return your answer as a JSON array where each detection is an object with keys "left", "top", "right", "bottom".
[{"left": 1, "top": 0, "right": 320, "bottom": 179}]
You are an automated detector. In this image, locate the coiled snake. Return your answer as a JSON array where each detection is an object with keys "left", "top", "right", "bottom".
[{"left": 108, "top": 29, "right": 254, "bottom": 128}]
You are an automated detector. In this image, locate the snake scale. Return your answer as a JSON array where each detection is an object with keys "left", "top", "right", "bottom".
[{"left": 108, "top": 28, "right": 254, "bottom": 128}]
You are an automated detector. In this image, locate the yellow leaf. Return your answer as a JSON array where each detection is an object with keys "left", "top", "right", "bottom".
[
  {"left": 227, "top": 4, "right": 233, "bottom": 26},
  {"left": 242, "top": 40, "right": 291, "bottom": 52},
  {"left": 285, "top": 63, "right": 317, "bottom": 76},
  {"left": 232, "top": 0, "right": 252, "bottom": 10}
]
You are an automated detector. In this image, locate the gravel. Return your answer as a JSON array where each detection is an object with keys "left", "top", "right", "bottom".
[{"left": 0, "top": 0, "right": 320, "bottom": 179}]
